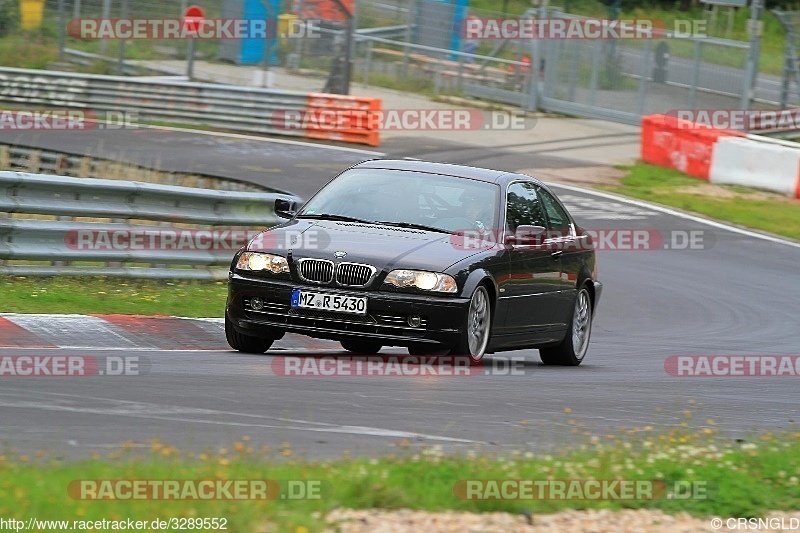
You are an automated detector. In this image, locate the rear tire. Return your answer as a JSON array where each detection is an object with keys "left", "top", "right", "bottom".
[
  {"left": 449, "top": 285, "right": 491, "bottom": 364},
  {"left": 340, "top": 340, "right": 382, "bottom": 355},
  {"left": 540, "top": 287, "right": 592, "bottom": 366},
  {"left": 225, "top": 315, "right": 274, "bottom": 354}
]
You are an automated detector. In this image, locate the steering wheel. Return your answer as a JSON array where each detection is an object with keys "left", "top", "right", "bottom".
[{"left": 436, "top": 217, "right": 485, "bottom": 232}]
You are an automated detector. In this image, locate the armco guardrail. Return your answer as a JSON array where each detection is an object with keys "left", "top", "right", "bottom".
[
  {"left": 641, "top": 114, "right": 800, "bottom": 199},
  {"left": 0, "top": 67, "right": 381, "bottom": 146},
  {"left": 0, "top": 171, "right": 299, "bottom": 279},
  {"left": 0, "top": 143, "right": 263, "bottom": 192}
]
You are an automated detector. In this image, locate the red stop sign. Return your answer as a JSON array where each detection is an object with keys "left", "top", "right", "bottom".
[{"left": 182, "top": 5, "right": 204, "bottom": 34}]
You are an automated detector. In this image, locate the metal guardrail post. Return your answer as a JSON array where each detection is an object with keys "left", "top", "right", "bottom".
[
  {"left": 364, "top": 40, "right": 373, "bottom": 86},
  {"left": 567, "top": 43, "right": 578, "bottom": 103},
  {"left": 741, "top": 0, "right": 764, "bottom": 109},
  {"left": 773, "top": 9, "right": 800, "bottom": 109},
  {"left": 689, "top": 40, "right": 702, "bottom": 109},
  {"left": 636, "top": 39, "right": 652, "bottom": 116},
  {"left": 117, "top": 0, "right": 128, "bottom": 75},
  {"left": 434, "top": 61, "right": 442, "bottom": 98},
  {"left": 57, "top": 0, "right": 66, "bottom": 63},
  {"left": 588, "top": 44, "right": 600, "bottom": 106}
]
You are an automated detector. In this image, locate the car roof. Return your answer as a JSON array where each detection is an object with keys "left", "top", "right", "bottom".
[{"left": 353, "top": 159, "right": 544, "bottom": 186}]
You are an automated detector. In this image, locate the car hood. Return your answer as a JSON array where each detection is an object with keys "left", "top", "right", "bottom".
[{"left": 248, "top": 219, "right": 493, "bottom": 272}]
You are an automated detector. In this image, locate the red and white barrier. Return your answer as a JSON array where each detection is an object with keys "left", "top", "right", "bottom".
[{"left": 641, "top": 114, "right": 800, "bottom": 198}]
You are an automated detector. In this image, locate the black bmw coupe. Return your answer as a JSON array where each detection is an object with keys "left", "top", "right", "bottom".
[{"left": 226, "top": 159, "right": 602, "bottom": 365}]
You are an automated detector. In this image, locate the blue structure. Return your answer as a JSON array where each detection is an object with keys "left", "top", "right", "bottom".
[
  {"left": 448, "top": 0, "right": 469, "bottom": 59},
  {"left": 218, "top": 0, "right": 280, "bottom": 66},
  {"left": 414, "top": 0, "right": 469, "bottom": 60}
]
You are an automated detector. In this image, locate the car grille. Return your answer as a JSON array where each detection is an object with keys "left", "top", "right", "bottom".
[
  {"left": 336, "top": 263, "right": 375, "bottom": 287},
  {"left": 297, "top": 259, "right": 334, "bottom": 284},
  {"left": 295, "top": 259, "right": 376, "bottom": 287}
]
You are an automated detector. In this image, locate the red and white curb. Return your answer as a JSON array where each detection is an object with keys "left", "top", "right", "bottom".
[
  {"left": 0, "top": 314, "right": 228, "bottom": 350},
  {"left": 0, "top": 313, "right": 342, "bottom": 352},
  {"left": 0, "top": 314, "right": 342, "bottom": 351}
]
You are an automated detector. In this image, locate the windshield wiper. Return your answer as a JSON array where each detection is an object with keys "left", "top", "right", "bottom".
[
  {"left": 374, "top": 221, "right": 450, "bottom": 234},
  {"left": 296, "top": 213, "right": 374, "bottom": 224}
]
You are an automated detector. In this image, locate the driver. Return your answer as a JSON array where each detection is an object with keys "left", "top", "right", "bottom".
[{"left": 460, "top": 189, "right": 490, "bottom": 231}]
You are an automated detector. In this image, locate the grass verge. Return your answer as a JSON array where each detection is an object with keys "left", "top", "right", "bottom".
[
  {"left": 0, "top": 277, "right": 227, "bottom": 317},
  {"left": 1, "top": 425, "right": 798, "bottom": 532},
  {"left": 604, "top": 162, "right": 800, "bottom": 241}
]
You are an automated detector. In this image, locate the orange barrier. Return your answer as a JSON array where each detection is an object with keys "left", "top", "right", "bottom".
[
  {"left": 298, "top": 0, "right": 354, "bottom": 22},
  {"left": 640, "top": 114, "right": 742, "bottom": 180},
  {"left": 304, "top": 93, "right": 381, "bottom": 147}
]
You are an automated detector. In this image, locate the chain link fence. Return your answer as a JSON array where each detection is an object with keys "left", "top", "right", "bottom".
[
  {"left": 534, "top": 8, "right": 757, "bottom": 123},
  {"left": 1, "top": 0, "right": 790, "bottom": 126},
  {"left": 773, "top": 9, "right": 800, "bottom": 108}
]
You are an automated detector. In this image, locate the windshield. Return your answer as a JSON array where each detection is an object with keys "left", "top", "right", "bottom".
[{"left": 297, "top": 168, "right": 500, "bottom": 233}]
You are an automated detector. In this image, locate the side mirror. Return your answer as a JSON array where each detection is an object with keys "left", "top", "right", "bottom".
[
  {"left": 505, "top": 225, "right": 546, "bottom": 246},
  {"left": 275, "top": 198, "right": 297, "bottom": 219}
]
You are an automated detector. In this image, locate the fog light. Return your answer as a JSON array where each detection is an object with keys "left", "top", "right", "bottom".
[
  {"left": 251, "top": 297, "right": 264, "bottom": 310},
  {"left": 407, "top": 315, "right": 421, "bottom": 328}
]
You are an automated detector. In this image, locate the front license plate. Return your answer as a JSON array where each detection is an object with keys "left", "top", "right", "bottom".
[{"left": 291, "top": 289, "right": 367, "bottom": 315}]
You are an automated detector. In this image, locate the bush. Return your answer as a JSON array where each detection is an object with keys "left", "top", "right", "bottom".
[{"left": 0, "top": 0, "right": 19, "bottom": 36}]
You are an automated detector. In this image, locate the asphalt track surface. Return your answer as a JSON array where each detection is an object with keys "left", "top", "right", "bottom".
[
  {"left": 1, "top": 129, "right": 799, "bottom": 459},
  {"left": 0, "top": 127, "right": 617, "bottom": 199}
]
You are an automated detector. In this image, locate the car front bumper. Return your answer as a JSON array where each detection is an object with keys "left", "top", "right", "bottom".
[
  {"left": 226, "top": 273, "right": 470, "bottom": 347},
  {"left": 593, "top": 281, "right": 603, "bottom": 308}
]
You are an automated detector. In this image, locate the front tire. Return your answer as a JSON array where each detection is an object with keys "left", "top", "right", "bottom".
[
  {"left": 450, "top": 285, "right": 491, "bottom": 363},
  {"left": 225, "top": 315, "right": 274, "bottom": 354},
  {"left": 540, "top": 287, "right": 592, "bottom": 366},
  {"left": 340, "top": 340, "right": 382, "bottom": 355}
]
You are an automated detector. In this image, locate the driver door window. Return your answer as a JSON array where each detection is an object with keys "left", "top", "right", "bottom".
[{"left": 506, "top": 182, "right": 547, "bottom": 234}]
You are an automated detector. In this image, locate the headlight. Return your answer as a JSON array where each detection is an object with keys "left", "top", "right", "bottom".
[
  {"left": 385, "top": 270, "right": 457, "bottom": 293},
  {"left": 236, "top": 252, "right": 290, "bottom": 274}
]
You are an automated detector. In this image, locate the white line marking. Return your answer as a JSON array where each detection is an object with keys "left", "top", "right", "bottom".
[
  {"left": 141, "top": 124, "right": 386, "bottom": 157},
  {"left": 0, "top": 390, "right": 480, "bottom": 444},
  {"left": 548, "top": 182, "right": 800, "bottom": 249}
]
